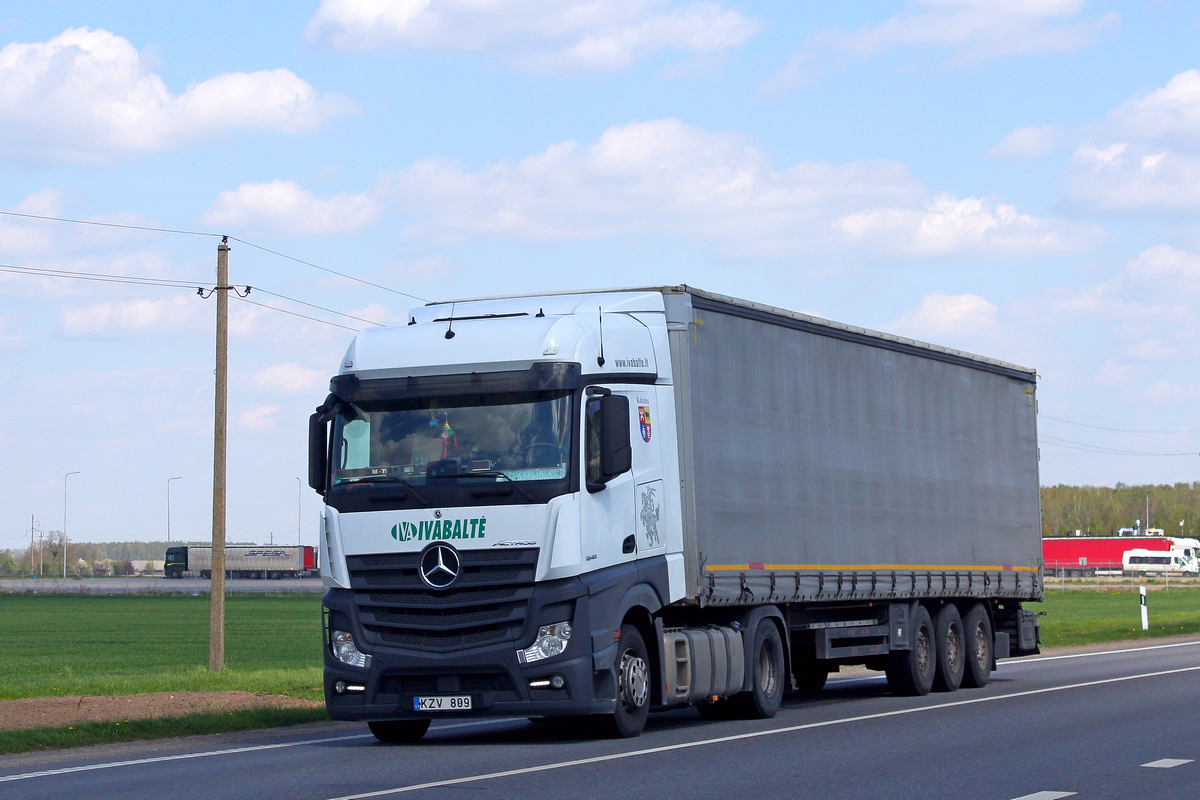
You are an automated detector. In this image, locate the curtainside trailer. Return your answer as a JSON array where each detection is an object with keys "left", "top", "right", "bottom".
[
  {"left": 164, "top": 545, "right": 317, "bottom": 579},
  {"left": 308, "top": 286, "right": 1044, "bottom": 742}
]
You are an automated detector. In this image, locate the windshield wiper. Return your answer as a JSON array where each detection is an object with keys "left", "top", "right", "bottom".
[
  {"left": 342, "top": 475, "right": 430, "bottom": 505},
  {"left": 459, "top": 470, "right": 536, "bottom": 503}
]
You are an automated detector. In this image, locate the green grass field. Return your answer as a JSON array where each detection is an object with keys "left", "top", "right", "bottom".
[
  {"left": 1039, "top": 588, "right": 1200, "bottom": 646},
  {"left": 1, "top": 594, "right": 324, "bottom": 701}
]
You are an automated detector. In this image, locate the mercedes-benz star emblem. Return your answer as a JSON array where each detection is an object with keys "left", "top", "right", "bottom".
[{"left": 419, "top": 543, "right": 461, "bottom": 589}]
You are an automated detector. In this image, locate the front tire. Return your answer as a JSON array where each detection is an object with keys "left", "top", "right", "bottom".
[
  {"left": 368, "top": 719, "right": 431, "bottom": 743},
  {"left": 600, "top": 624, "right": 650, "bottom": 738}
]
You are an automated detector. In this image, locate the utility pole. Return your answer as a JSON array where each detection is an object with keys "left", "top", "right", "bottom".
[
  {"left": 210, "top": 238, "right": 230, "bottom": 672},
  {"left": 296, "top": 476, "right": 302, "bottom": 546},
  {"left": 64, "top": 471, "right": 80, "bottom": 579},
  {"left": 167, "top": 476, "right": 182, "bottom": 543},
  {"left": 29, "top": 515, "right": 34, "bottom": 576}
]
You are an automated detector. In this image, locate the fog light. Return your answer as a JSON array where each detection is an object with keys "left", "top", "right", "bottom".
[
  {"left": 528, "top": 674, "right": 566, "bottom": 690},
  {"left": 334, "top": 680, "right": 347, "bottom": 694},
  {"left": 517, "top": 622, "right": 572, "bottom": 664},
  {"left": 332, "top": 629, "right": 372, "bottom": 668}
]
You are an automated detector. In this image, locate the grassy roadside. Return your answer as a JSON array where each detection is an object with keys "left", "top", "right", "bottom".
[
  {"left": 1038, "top": 587, "right": 1200, "bottom": 647},
  {"left": 0, "top": 707, "right": 329, "bottom": 756},
  {"left": 2, "top": 594, "right": 323, "bottom": 701}
]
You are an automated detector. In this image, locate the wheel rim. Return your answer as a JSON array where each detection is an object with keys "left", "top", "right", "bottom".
[
  {"left": 972, "top": 621, "right": 988, "bottom": 668},
  {"left": 619, "top": 650, "right": 648, "bottom": 711},
  {"left": 757, "top": 639, "right": 780, "bottom": 697},
  {"left": 916, "top": 628, "right": 931, "bottom": 674},
  {"left": 945, "top": 624, "right": 962, "bottom": 674}
]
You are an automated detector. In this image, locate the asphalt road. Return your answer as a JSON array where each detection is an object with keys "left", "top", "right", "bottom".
[
  {"left": 3, "top": 639, "right": 1199, "bottom": 800},
  {"left": 0, "top": 577, "right": 325, "bottom": 594}
]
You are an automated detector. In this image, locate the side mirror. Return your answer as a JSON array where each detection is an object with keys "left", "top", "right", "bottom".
[
  {"left": 308, "top": 412, "right": 328, "bottom": 493},
  {"left": 586, "top": 393, "right": 631, "bottom": 493}
]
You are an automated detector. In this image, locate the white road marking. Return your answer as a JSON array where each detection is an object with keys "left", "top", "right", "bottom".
[
  {"left": 1010, "top": 792, "right": 1076, "bottom": 800},
  {"left": 321, "top": 664, "right": 1200, "bottom": 800},
  {"left": 1004, "top": 640, "right": 1200, "bottom": 665},
  {"left": 1141, "top": 758, "right": 1193, "bottom": 768},
  {"left": 0, "top": 718, "right": 519, "bottom": 784}
]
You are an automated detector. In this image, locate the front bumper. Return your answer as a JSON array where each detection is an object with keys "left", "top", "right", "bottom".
[{"left": 322, "top": 582, "right": 615, "bottom": 721}]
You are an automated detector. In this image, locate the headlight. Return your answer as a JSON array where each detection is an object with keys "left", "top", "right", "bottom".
[
  {"left": 517, "top": 622, "right": 572, "bottom": 664},
  {"left": 331, "top": 629, "right": 372, "bottom": 668}
]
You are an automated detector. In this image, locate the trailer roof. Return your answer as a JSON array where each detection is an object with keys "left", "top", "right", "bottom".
[{"left": 430, "top": 284, "right": 1036, "bottom": 380}]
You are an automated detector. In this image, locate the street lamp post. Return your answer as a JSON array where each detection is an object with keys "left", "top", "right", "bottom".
[
  {"left": 167, "top": 476, "right": 183, "bottom": 543},
  {"left": 296, "top": 477, "right": 302, "bottom": 546},
  {"left": 64, "top": 471, "right": 80, "bottom": 579}
]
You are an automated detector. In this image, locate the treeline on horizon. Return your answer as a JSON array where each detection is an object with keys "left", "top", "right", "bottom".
[{"left": 1041, "top": 482, "right": 1200, "bottom": 539}]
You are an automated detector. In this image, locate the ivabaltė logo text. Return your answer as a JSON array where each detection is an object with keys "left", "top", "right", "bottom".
[{"left": 391, "top": 518, "right": 487, "bottom": 542}]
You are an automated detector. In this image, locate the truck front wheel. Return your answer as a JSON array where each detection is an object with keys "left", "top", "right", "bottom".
[
  {"left": 885, "top": 605, "right": 935, "bottom": 696},
  {"left": 602, "top": 624, "right": 650, "bottom": 738},
  {"left": 368, "top": 719, "right": 431, "bottom": 743}
]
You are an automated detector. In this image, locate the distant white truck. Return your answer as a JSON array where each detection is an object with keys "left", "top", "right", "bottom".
[{"left": 1123, "top": 548, "right": 1200, "bottom": 578}]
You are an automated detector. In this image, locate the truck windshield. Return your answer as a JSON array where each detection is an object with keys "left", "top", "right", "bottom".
[{"left": 331, "top": 390, "right": 573, "bottom": 490}]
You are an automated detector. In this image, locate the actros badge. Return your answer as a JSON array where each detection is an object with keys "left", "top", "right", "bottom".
[{"left": 419, "top": 542, "right": 461, "bottom": 589}]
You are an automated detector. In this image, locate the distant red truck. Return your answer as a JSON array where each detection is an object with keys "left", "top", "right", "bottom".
[{"left": 1043, "top": 536, "right": 1189, "bottom": 576}]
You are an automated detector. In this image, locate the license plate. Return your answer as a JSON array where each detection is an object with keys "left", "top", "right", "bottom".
[{"left": 413, "top": 695, "right": 472, "bottom": 711}]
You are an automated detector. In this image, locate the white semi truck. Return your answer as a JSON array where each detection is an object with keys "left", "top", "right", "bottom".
[{"left": 309, "top": 286, "right": 1043, "bottom": 742}]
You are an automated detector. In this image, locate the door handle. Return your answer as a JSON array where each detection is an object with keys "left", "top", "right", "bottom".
[{"left": 622, "top": 535, "right": 636, "bottom": 554}]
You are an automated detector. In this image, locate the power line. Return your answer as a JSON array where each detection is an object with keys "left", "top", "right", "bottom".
[
  {"left": 1, "top": 261, "right": 371, "bottom": 331},
  {"left": 250, "top": 287, "right": 384, "bottom": 327},
  {"left": 1039, "top": 434, "right": 1198, "bottom": 457},
  {"left": 227, "top": 237, "right": 428, "bottom": 302},
  {"left": 0, "top": 263, "right": 209, "bottom": 289},
  {"left": 234, "top": 295, "right": 359, "bottom": 331},
  {"left": 0, "top": 210, "right": 431, "bottom": 302},
  {"left": 0, "top": 209, "right": 215, "bottom": 238},
  {"left": 1039, "top": 413, "right": 1192, "bottom": 435}
]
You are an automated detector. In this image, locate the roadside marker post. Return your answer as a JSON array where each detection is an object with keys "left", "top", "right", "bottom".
[{"left": 1140, "top": 586, "right": 1148, "bottom": 631}]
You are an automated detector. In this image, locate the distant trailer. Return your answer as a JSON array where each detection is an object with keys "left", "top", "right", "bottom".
[
  {"left": 1043, "top": 536, "right": 1199, "bottom": 577},
  {"left": 164, "top": 545, "right": 318, "bottom": 579}
]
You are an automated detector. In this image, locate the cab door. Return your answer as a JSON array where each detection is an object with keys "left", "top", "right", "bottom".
[{"left": 579, "top": 387, "right": 637, "bottom": 572}]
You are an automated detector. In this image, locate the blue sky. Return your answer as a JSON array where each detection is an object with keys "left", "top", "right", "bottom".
[{"left": 2, "top": 0, "right": 1199, "bottom": 549}]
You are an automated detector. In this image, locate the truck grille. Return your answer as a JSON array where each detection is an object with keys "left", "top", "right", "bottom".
[{"left": 347, "top": 548, "right": 538, "bottom": 653}]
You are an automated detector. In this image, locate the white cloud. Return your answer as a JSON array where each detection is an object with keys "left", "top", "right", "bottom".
[
  {"left": 239, "top": 405, "right": 280, "bottom": 432},
  {"left": 1107, "top": 70, "right": 1200, "bottom": 150},
  {"left": 60, "top": 295, "right": 202, "bottom": 336},
  {"left": 837, "top": 194, "right": 1092, "bottom": 256},
  {"left": 1064, "top": 144, "right": 1200, "bottom": 215},
  {"left": 819, "top": 0, "right": 1118, "bottom": 63},
  {"left": 1127, "top": 245, "right": 1200, "bottom": 292},
  {"left": 0, "top": 190, "right": 63, "bottom": 257},
  {"left": 305, "top": 0, "right": 762, "bottom": 72},
  {"left": 0, "top": 28, "right": 355, "bottom": 163},
  {"left": 254, "top": 362, "right": 329, "bottom": 394},
  {"left": 384, "top": 118, "right": 1090, "bottom": 259},
  {"left": 988, "top": 125, "right": 1065, "bottom": 159},
  {"left": 204, "top": 180, "right": 379, "bottom": 236},
  {"left": 888, "top": 292, "right": 999, "bottom": 340}
]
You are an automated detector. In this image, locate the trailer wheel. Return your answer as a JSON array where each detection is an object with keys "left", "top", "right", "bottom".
[
  {"left": 960, "top": 603, "right": 992, "bottom": 688},
  {"left": 200, "top": 570, "right": 211, "bottom": 579},
  {"left": 368, "top": 719, "right": 430, "bottom": 743},
  {"left": 789, "top": 642, "right": 829, "bottom": 694},
  {"left": 931, "top": 604, "right": 964, "bottom": 693},
  {"left": 598, "top": 624, "right": 650, "bottom": 738},
  {"left": 885, "top": 605, "right": 935, "bottom": 696}
]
